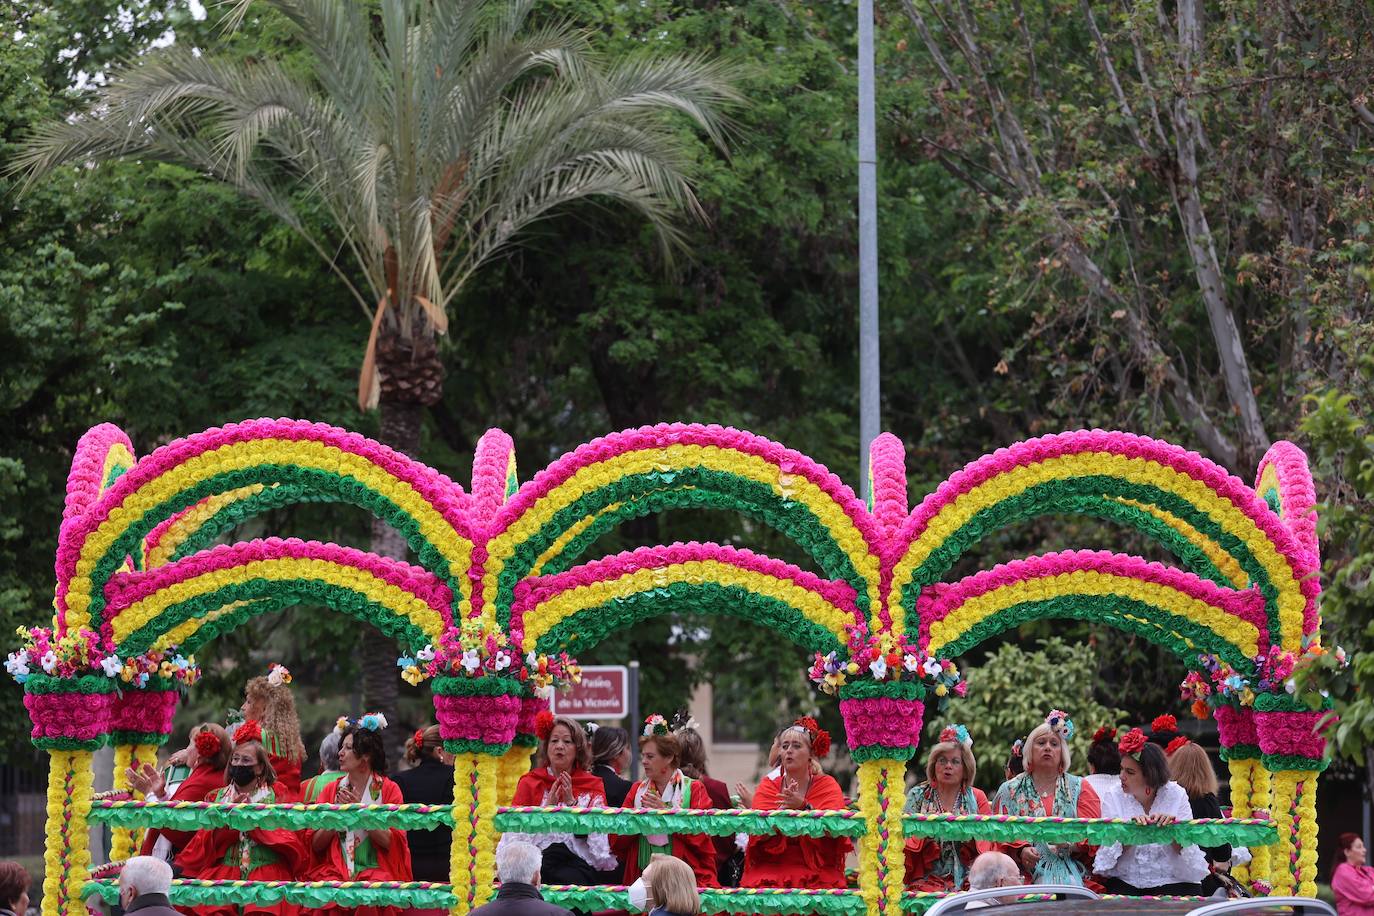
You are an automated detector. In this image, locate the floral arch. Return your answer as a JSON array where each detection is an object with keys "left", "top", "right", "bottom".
[{"left": 15, "top": 421, "right": 1329, "bottom": 916}]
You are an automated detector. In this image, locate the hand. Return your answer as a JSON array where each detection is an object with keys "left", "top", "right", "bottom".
[
  {"left": 1020, "top": 846, "right": 1041, "bottom": 870},
  {"left": 553, "top": 771, "right": 575, "bottom": 805},
  {"left": 126, "top": 763, "right": 165, "bottom": 797},
  {"left": 1150, "top": 813, "right": 1176, "bottom": 826},
  {"left": 780, "top": 777, "right": 808, "bottom": 810},
  {"left": 733, "top": 783, "right": 751, "bottom": 808},
  {"left": 643, "top": 786, "right": 669, "bottom": 810},
  {"left": 335, "top": 782, "right": 360, "bottom": 805},
  {"left": 166, "top": 748, "right": 189, "bottom": 768}
]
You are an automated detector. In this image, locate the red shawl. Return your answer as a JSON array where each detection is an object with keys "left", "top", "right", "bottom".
[
  {"left": 511, "top": 766, "right": 607, "bottom": 806},
  {"left": 612, "top": 778, "right": 720, "bottom": 887},
  {"left": 307, "top": 774, "right": 413, "bottom": 882},
  {"left": 741, "top": 773, "right": 851, "bottom": 889},
  {"left": 175, "top": 786, "right": 307, "bottom": 916},
  {"left": 137, "top": 762, "right": 227, "bottom": 857}
]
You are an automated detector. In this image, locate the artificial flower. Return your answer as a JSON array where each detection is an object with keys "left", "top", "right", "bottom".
[
  {"left": 868, "top": 657, "right": 888, "bottom": 680},
  {"left": 1118, "top": 727, "right": 1147, "bottom": 758},
  {"left": 99, "top": 655, "right": 122, "bottom": 677},
  {"left": 402, "top": 665, "right": 425, "bottom": 686}
]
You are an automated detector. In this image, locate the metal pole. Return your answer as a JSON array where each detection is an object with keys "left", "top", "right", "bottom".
[
  {"left": 857, "top": 0, "right": 880, "bottom": 501},
  {"left": 628, "top": 660, "right": 641, "bottom": 782}
]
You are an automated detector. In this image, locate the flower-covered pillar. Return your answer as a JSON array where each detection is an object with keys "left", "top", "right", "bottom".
[
  {"left": 840, "top": 682, "right": 924, "bottom": 916},
  {"left": 107, "top": 683, "right": 181, "bottom": 860},
  {"left": 498, "top": 691, "right": 543, "bottom": 806},
  {"left": 1255, "top": 696, "right": 1329, "bottom": 897},
  {"left": 23, "top": 674, "right": 112, "bottom": 916},
  {"left": 1213, "top": 704, "right": 1270, "bottom": 889},
  {"left": 433, "top": 676, "right": 523, "bottom": 916}
]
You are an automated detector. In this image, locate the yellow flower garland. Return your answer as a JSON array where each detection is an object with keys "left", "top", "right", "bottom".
[
  {"left": 1227, "top": 758, "right": 1254, "bottom": 885},
  {"left": 497, "top": 745, "right": 531, "bottom": 811},
  {"left": 450, "top": 754, "right": 500, "bottom": 916},
  {"left": 1270, "top": 770, "right": 1301, "bottom": 896},
  {"left": 1247, "top": 764, "right": 1272, "bottom": 888},
  {"left": 1296, "top": 774, "right": 1319, "bottom": 897},
  {"left": 856, "top": 759, "right": 906, "bottom": 916},
  {"left": 42, "top": 749, "right": 94, "bottom": 916}
]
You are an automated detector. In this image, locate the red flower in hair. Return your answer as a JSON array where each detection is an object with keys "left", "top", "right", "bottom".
[
  {"left": 1118, "top": 727, "right": 1147, "bottom": 758},
  {"left": 194, "top": 730, "right": 222, "bottom": 758},
  {"left": 1166, "top": 735, "right": 1190, "bottom": 756},
  {"left": 1091, "top": 726, "right": 1117, "bottom": 744},
  {"left": 1151, "top": 714, "right": 1178, "bottom": 734},
  {"left": 794, "top": 716, "right": 831, "bottom": 758},
  {"left": 235, "top": 719, "right": 263, "bottom": 745},
  {"left": 535, "top": 710, "right": 556, "bottom": 742},
  {"left": 414, "top": 729, "right": 426, "bottom": 749}
]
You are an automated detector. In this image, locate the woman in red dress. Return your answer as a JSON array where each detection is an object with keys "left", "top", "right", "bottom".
[
  {"left": 175, "top": 722, "right": 307, "bottom": 916},
  {"left": 127, "top": 723, "right": 230, "bottom": 862},
  {"left": 741, "top": 717, "right": 851, "bottom": 889},
  {"left": 307, "top": 717, "right": 413, "bottom": 916},
  {"left": 611, "top": 716, "right": 719, "bottom": 888},
  {"left": 237, "top": 664, "right": 306, "bottom": 802},
  {"left": 903, "top": 725, "right": 992, "bottom": 891}
]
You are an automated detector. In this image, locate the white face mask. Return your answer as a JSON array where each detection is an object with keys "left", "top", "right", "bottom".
[{"left": 627, "top": 877, "right": 650, "bottom": 912}]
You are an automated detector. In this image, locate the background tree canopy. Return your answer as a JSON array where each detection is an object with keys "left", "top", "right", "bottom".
[{"left": 4, "top": 0, "right": 1373, "bottom": 799}]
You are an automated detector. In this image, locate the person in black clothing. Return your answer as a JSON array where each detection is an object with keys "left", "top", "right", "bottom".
[
  {"left": 1168, "top": 739, "right": 1231, "bottom": 895},
  {"left": 590, "top": 726, "right": 633, "bottom": 807},
  {"left": 394, "top": 724, "right": 455, "bottom": 882},
  {"left": 471, "top": 840, "right": 575, "bottom": 916}
]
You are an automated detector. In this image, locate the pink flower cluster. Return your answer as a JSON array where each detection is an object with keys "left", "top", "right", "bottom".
[
  {"left": 1213, "top": 705, "right": 1258, "bottom": 748},
  {"left": 433, "top": 692, "right": 522, "bottom": 745},
  {"left": 470, "top": 429, "right": 516, "bottom": 530},
  {"left": 839, "top": 694, "right": 925, "bottom": 748},
  {"left": 24, "top": 690, "right": 111, "bottom": 743},
  {"left": 1255, "top": 709, "right": 1330, "bottom": 759},
  {"left": 56, "top": 425, "right": 136, "bottom": 629},
  {"left": 1256, "top": 442, "right": 1319, "bottom": 585},
  {"left": 111, "top": 687, "right": 179, "bottom": 735},
  {"left": 868, "top": 433, "right": 908, "bottom": 539}
]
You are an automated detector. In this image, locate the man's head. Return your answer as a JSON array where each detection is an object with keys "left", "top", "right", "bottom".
[
  {"left": 967, "top": 851, "right": 1021, "bottom": 902},
  {"left": 496, "top": 840, "right": 543, "bottom": 887},
  {"left": 120, "top": 856, "right": 173, "bottom": 909}
]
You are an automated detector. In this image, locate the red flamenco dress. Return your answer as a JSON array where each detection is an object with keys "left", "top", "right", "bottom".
[
  {"left": 902, "top": 784, "right": 992, "bottom": 891},
  {"left": 740, "top": 774, "right": 851, "bottom": 889},
  {"left": 260, "top": 725, "right": 302, "bottom": 803},
  {"left": 612, "top": 772, "right": 720, "bottom": 888},
  {"left": 174, "top": 784, "right": 307, "bottom": 916},
  {"left": 306, "top": 773, "right": 414, "bottom": 916},
  {"left": 138, "top": 761, "right": 227, "bottom": 860},
  {"left": 504, "top": 766, "right": 619, "bottom": 882}
]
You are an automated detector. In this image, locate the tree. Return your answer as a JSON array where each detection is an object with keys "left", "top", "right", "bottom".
[{"left": 12, "top": 0, "right": 738, "bottom": 752}]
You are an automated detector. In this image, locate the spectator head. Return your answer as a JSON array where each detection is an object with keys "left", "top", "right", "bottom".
[
  {"left": 592, "top": 725, "right": 631, "bottom": 774},
  {"left": 640, "top": 731, "right": 682, "bottom": 784},
  {"left": 342, "top": 724, "right": 388, "bottom": 775},
  {"left": 967, "top": 851, "right": 1021, "bottom": 899},
  {"left": 497, "top": 840, "right": 543, "bottom": 886},
  {"left": 925, "top": 727, "right": 976, "bottom": 791},
  {"left": 405, "top": 724, "right": 443, "bottom": 766},
  {"left": 1167, "top": 741, "right": 1217, "bottom": 799},
  {"left": 1335, "top": 833, "right": 1367, "bottom": 873},
  {"left": 0, "top": 862, "right": 29, "bottom": 913},
  {"left": 673, "top": 727, "right": 710, "bottom": 780},
  {"left": 190, "top": 722, "right": 231, "bottom": 771},
  {"left": 645, "top": 853, "right": 701, "bottom": 916},
  {"left": 319, "top": 726, "right": 344, "bottom": 772},
  {"left": 1087, "top": 727, "right": 1121, "bottom": 776},
  {"left": 120, "top": 856, "right": 172, "bottom": 909}
]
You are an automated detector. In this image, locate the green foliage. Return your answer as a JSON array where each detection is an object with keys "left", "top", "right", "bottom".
[{"left": 935, "top": 638, "right": 1127, "bottom": 791}]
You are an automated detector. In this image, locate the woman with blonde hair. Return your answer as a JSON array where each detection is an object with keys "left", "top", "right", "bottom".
[
  {"left": 238, "top": 664, "right": 306, "bottom": 801},
  {"left": 992, "top": 710, "right": 1100, "bottom": 886},
  {"left": 129, "top": 723, "right": 230, "bottom": 861},
  {"left": 394, "top": 724, "right": 455, "bottom": 881},
  {"left": 903, "top": 725, "right": 992, "bottom": 891},
  {"left": 629, "top": 853, "right": 702, "bottom": 916},
  {"left": 1168, "top": 738, "right": 1230, "bottom": 893}
]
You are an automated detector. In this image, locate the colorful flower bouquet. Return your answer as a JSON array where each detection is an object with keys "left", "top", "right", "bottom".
[
  {"left": 6, "top": 626, "right": 200, "bottom": 690},
  {"left": 1181, "top": 643, "right": 1347, "bottom": 718},
  {"left": 809, "top": 623, "right": 965, "bottom": 702},
  {"left": 398, "top": 618, "right": 581, "bottom": 695}
]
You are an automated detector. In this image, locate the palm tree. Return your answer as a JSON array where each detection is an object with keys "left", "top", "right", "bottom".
[{"left": 13, "top": 0, "right": 738, "bottom": 750}]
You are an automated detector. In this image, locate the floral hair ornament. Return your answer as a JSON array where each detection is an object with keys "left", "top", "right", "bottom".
[
  {"left": 413, "top": 729, "right": 427, "bottom": 749},
  {"left": 1118, "top": 727, "right": 1147, "bottom": 760},
  {"left": 266, "top": 663, "right": 292, "bottom": 687},
  {"left": 938, "top": 724, "right": 972, "bottom": 748},
  {"left": 789, "top": 716, "right": 832, "bottom": 758},
  {"left": 334, "top": 717, "right": 349, "bottom": 735},
  {"left": 356, "top": 712, "right": 388, "bottom": 731},
  {"left": 1010, "top": 738, "right": 1025, "bottom": 757},
  {"left": 670, "top": 709, "right": 701, "bottom": 733},
  {"left": 1165, "top": 735, "right": 1190, "bottom": 756},
  {"left": 534, "top": 710, "right": 556, "bottom": 742},
  {"left": 642, "top": 714, "right": 671, "bottom": 738},
  {"left": 1045, "top": 709, "right": 1075, "bottom": 741},
  {"left": 1090, "top": 726, "right": 1117, "bottom": 744},
  {"left": 194, "top": 730, "right": 223, "bottom": 758},
  {"left": 235, "top": 719, "right": 264, "bottom": 745},
  {"left": 1151, "top": 714, "right": 1178, "bottom": 733}
]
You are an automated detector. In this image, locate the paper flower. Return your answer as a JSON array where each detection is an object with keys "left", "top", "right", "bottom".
[
  {"left": 939, "top": 724, "right": 971, "bottom": 747},
  {"left": 1046, "top": 709, "right": 1075, "bottom": 740},
  {"left": 5, "top": 651, "right": 30, "bottom": 681},
  {"left": 416, "top": 645, "right": 436, "bottom": 662},
  {"left": 401, "top": 665, "right": 425, "bottom": 686},
  {"left": 535, "top": 710, "right": 556, "bottom": 741},
  {"left": 99, "top": 655, "right": 122, "bottom": 677},
  {"left": 39, "top": 651, "right": 57, "bottom": 673},
  {"left": 643, "top": 714, "right": 670, "bottom": 737},
  {"left": 461, "top": 649, "right": 482, "bottom": 674},
  {"left": 267, "top": 663, "right": 292, "bottom": 687},
  {"left": 236, "top": 720, "right": 264, "bottom": 745},
  {"left": 357, "top": 712, "right": 388, "bottom": 731},
  {"left": 1118, "top": 727, "right": 1147, "bottom": 758},
  {"left": 1151, "top": 714, "right": 1178, "bottom": 734},
  {"left": 868, "top": 657, "right": 888, "bottom": 680},
  {"left": 194, "top": 730, "right": 223, "bottom": 758},
  {"left": 1166, "top": 735, "right": 1190, "bottom": 755},
  {"left": 1091, "top": 726, "right": 1117, "bottom": 744}
]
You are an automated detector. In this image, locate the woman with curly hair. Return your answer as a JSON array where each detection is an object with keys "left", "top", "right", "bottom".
[
  {"left": 992, "top": 711, "right": 1100, "bottom": 887},
  {"left": 903, "top": 725, "right": 992, "bottom": 892},
  {"left": 741, "top": 717, "right": 851, "bottom": 889},
  {"left": 238, "top": 664, "right": 306, "bottom": 801}
]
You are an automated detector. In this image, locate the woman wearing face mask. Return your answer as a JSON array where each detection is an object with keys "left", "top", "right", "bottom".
[
  {"left": 500, "top": 712, "right": 617, "bottom": 884},
  {"left": 740, "top": 717, "right": 851, "bottom": 889},
  {"left": 629, "top": 853, "right": 703, "bottom": 916},
  {"left": 1332, "top": 833, "right": 1374, "bottom": 916},
  {"left": 992, "top": 710, "right": 1101, "bottom": 886},
  {"left": 903, "top": 725, "right": 993, "bottom": 892},
  {"left": 307, "top": 716, "right": 414, "bottom": 914},
  {"left": 611, "top": 716, "right": 720, "bottom": 889},
  {"left": 234, "top": 664, "right": 306, "bottom": 802},
  {"left": 128, "top": 723, "right": 231, "bottom": 862},
  {"left": 1092, "top": 729, "right": 1207, "bottom": 895},
  {"left": 174, "top": 721, "right": 307, "bottom": 915}
]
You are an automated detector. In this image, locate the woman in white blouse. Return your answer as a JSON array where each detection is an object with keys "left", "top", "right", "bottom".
[{"left": 1093, "top": 729, "right": 1208, "bottom": 895}]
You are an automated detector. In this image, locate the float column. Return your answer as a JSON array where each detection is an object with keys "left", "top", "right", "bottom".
[
  {"left": 1255, "top": 698, "right": 1330, "bottom": 897},
  {"left": 1215, "top": 704, "right": 1269, "bottom": 889}
]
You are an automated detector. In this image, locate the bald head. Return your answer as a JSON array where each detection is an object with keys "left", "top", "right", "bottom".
[{"left": 968, "top": 851, "right": 1020, "bottom": 892}]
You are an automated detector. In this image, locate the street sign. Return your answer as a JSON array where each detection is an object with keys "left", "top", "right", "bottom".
[{"left": 551, "top": 665, "right": 630, "bottom": 719}]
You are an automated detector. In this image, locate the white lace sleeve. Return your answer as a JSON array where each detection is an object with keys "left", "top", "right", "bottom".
[
  {"left": 1094, "top": 842, "right": 1124, "bottom": 873},
  {"left": 1161, "top": 784, "right": 1209, "bottom": 882}
]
